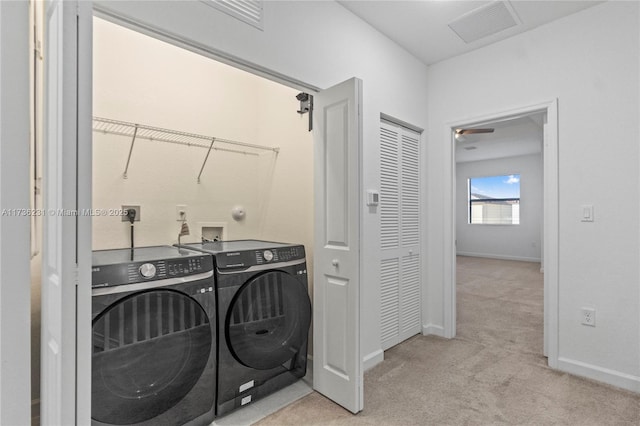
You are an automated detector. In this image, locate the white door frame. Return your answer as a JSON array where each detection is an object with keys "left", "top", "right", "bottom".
[
  {"left": 0, "top": 2, "right": 31, "bottom": 424},
  {"left": 443, "top": 99, "right": 559, "bottom": 367}
]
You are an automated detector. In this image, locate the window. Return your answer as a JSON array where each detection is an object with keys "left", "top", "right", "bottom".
[{"left": 469, "top": 174, "right": 520, "bottom": 225}]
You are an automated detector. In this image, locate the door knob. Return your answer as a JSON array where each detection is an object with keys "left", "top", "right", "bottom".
[{"left": 332, "top": 259, "right": 339, "bottom": 267}]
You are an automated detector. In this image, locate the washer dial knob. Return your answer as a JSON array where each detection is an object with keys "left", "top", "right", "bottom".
[
  {"left": 139, "top": 263, "right": 157, "bottom": 279},
  {"left": 263, "top": 250, "right": 274, "bottom": 262}
]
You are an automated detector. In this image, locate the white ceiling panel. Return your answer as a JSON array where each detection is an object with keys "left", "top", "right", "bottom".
[{"left": 338, "top": 1, "right": 603, "bottom": 65}]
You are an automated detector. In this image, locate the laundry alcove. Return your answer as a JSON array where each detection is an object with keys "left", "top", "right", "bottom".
[{"left": 90, "top": 17, "right": 317, "bottom": 422}]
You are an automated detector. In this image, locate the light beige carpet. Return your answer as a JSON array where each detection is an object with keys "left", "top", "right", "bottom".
[{"left": 256, "top": 256, "right": 640, "bottom": 425}]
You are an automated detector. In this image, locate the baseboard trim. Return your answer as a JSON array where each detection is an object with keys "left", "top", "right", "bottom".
[
  {"left": 422, "top": 323, "right": 446, "bottom": 338},
  {"left": 310, "top": 350, "right": 384, "bottom": 373},
  {"left": 456, "top": 252, "right": 541, "bottom": 263},
  {"left": 363, "top": 349, "right": 384, "bottom": 371},
  {"left": 557, "top": 357, "right": 640, "bottom": 394}
]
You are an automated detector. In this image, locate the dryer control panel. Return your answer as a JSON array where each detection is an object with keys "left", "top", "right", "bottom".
[
  {"left": 216, "top": 245, "right": 305, "bottom": 270},
  {"left": 256, "top": 246, "right": 304, "bottom": 264}
]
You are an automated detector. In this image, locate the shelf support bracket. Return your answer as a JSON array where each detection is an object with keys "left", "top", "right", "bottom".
[
  {"left": 123, "top": 125, "right": 139, "bottom": 179},
  {"left": 198, "top": 138, "right": 216, "bottom": 183}
]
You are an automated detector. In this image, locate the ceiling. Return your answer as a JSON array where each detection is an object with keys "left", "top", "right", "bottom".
[
  {"left": 338, "top": 0, "right": 603, "bottom": 65},
  {"left": 455, "top": 113, "right": 544, "bottom": 163},
  {"left": 335, "top": 1, "right": 581, "bottom": 162}
]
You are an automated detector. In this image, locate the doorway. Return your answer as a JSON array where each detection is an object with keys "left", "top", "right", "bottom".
[
  {"left": 454, "top": 112, "right": 545, "bottom": 356},
  {"left": 89, "top": 9, "right": 363, "bottom": 420},
  {"left": 444, "top": 101, "right": 559, "bottom": 366}
]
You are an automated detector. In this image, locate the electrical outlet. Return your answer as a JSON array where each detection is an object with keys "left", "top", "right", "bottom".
[
  {"left": 581, "top": 307, "right": 596, "bottom": 326},
  {"left": 121, "top": 205, "right": 141, "bottom": 222},
  {"left": 176, "top": 205, "right": 188, "bottom": 221}
]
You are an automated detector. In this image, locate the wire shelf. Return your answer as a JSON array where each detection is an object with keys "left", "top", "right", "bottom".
[
  {"left": 92, "top": 117, "right": 279, "bottom": 182},
  {"left": 93, "top": 117, "right": 278, "bottom": 154}
]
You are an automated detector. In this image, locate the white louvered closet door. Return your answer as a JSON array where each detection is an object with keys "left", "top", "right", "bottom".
[{"left": 380, "top": 121, "right": 422, "bottom": 351}]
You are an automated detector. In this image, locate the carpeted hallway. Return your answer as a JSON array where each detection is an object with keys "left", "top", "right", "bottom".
[{"left": 256, "top": 256, "right": 640, "bottom": 425}]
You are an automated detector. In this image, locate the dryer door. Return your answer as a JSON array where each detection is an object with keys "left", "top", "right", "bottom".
[
  {"left": 92, "top": 289, "right": 212, "bottom": 425},
  {"left": 227, "top": 271, "right": 312, "bottom": 370}
]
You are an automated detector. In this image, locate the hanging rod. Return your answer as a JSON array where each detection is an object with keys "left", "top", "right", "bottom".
[{"left": 92, "top": 117, "right": 279, "bottom": 181}]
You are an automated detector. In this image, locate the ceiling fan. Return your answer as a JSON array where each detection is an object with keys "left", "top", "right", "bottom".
[
  {"left": 454, "top": 127, "right": 494, "bottom": 142},
  {"left": 455, "top": 127, "right": 494, "bottom": 136}
]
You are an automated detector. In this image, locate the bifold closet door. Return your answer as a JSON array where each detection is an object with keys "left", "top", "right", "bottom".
[
  {"left": 380, "top": 121, "right": 421, "bottom": 351},
  {"left": 41, "top": 1, "right": 92, "bottom": 424}
]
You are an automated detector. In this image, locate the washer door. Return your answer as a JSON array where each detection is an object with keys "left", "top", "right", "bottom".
[
  {"left": 227, "top": 271, "right": 311, "bottom": 370},
  {"left": 92, "top": 289, "right": 212, "bottom": 425}
]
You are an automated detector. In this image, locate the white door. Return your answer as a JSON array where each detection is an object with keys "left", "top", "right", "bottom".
[
  {"left": 313, "top": 78, "right": 363, "bottom": 413},
  {"left": 379, "top": 121, "right": 422, "bottom": 351},
  {"left": 41, "top": 1, "right": 92, "bottom": 424}
]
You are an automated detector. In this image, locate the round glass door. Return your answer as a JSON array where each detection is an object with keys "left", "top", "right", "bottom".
[
  {"left": 226, "top": 271, "right": 311, "bottom": 370},
  {"left": 92, "top": 289, "right": 212, "bottom": 425}
]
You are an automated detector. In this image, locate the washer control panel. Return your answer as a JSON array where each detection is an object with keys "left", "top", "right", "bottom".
[
  {"left": 92, "top": 254, "right": 213, "bottom": 288},
  {"left": 262, "top": 250, "right": 274, "bottom": 262},
  {"left": 138, "top": 263, "right": 157, "bottom": 278}
]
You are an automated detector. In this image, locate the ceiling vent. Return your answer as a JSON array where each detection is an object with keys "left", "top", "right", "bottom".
[
  {"left": 200, "top": 0, "right": 264, "bottom": 30},
  {"left": 448, "top": 1, "right": 520, "bottom": 44}
]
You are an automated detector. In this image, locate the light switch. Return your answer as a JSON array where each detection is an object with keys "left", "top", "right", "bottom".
[
  {"left": 581, "top": 204, "right": 594, "bottom": 222},
  {"left": 367, "top": 190, "right": 379, "bottom": 207}
]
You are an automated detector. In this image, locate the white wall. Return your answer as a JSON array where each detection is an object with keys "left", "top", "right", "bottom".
[
  {"left": 0, "top": 1, "right": 31, "bottom": 424},
  {"left": 456, "top": 154, "right": 542, "bottom": 262},
  {"left": 94, "top": 0, "right": 430, "bottom": 365},
  {"left": 427, "top": 1, "right": 639, "bottom": 391}
]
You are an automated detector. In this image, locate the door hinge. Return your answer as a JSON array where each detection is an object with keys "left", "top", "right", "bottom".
[{"left": 35, "top": 40, "right": 43, "bottom": 60}]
